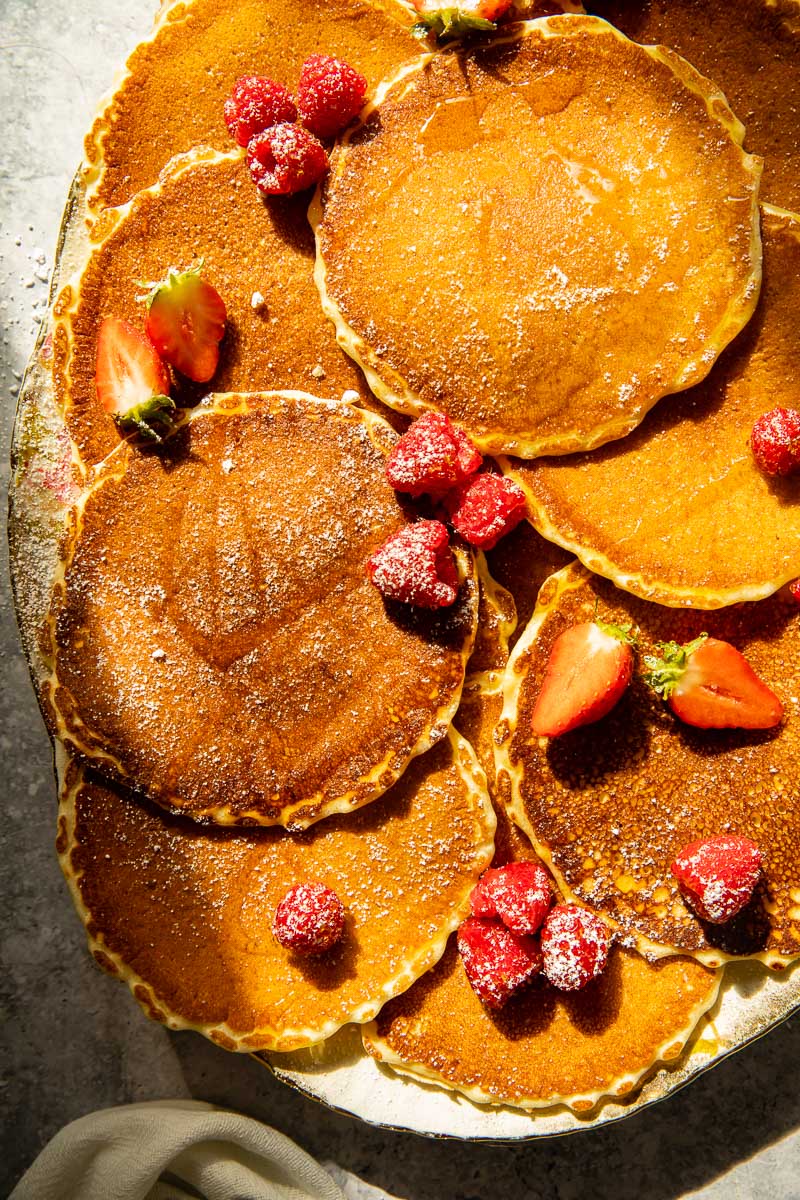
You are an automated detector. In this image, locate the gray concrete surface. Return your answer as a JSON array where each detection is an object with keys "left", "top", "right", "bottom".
[{"left": 1, "top": 1, "right": 799, "bottom": 1196}]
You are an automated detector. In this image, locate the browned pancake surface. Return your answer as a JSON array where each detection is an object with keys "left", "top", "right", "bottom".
[
  {"left": 48, "top": 395, "right": 478, "bottom": 827},
  {"left": 497, "top": 564, "right": 800, "bottom": 965},
  {"left": 316, "top": 17, "right": 761, "bottom": 457},
  {"left": 589, "top": 0, "right": 800, "bottom": 212},
  {"left": 58, "top": 732, "right": 495, "bottom": 1052},
  {"left": 507, "top": 208, "right": 800, "bottom": 608},
  {"left": 55, "top": 151, "right": 383, "bottom": 471},
  {"left": 365, "top": 938, "right": 718, "bottom": 1111},
  {"left": 85, "top": 0, "right": 422, "bottom": 213}
]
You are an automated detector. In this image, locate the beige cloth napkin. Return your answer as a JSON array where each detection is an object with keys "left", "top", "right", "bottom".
[{"left": 10, "top": 1100, "right": 348, "bottom": 1200}]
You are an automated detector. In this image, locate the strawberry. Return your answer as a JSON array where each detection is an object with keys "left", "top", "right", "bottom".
[
  {"left": 367, "top": 520, "right": 459, "bottom": 609},
  {"left": 643, "top": 635, "right": 783, "bottom": 730},
  {"left": 540, "top": 905, "right": 611, "bottom": 991},
  {"left": 530, "top": 619, "right": 636, "bottom": 738},
  {"left": 470, "top": 861, "right": 552, "bottom": 935},
  {"left": 143, "top": 265, "right": 227, "bottom": 384},
  {"left": 671, "top": 835, "right": 763, "bottom": 924},
  {"left": 385, "top": 412, "right": 482, "bottom": 498},
  {"left": 224, "top": 76, "right": 298, "bottom": 147},
  {"left": 457, "top": 916, "right": 542, "bottom": 1010},
  {"left": 409, "top": 0, "right": 513, "bottom": 42},
  {"left": 297, "top": 55, "right": 368, "bottom": 140},
  {"left": 443, "top": 472, "right": 527, "bottom": 550},
  {"left": 273, "top": 882, "right": 345, "bottom": 954},
  {"left": 788, "top": 579, "right": 800, "bottom": 604},
  {"left": 750, "top": 407, "right": 800, "bottom": 476},
  {"left": 95, "top": 317, "right": 175, "bottom": 443},
  {"left": 247, "top": 124, "right": 329, "bottom": 196}
]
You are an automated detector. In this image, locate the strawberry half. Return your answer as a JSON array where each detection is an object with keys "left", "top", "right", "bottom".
[
  {"left": 143, "top": 265, "right": 226, "bottom": 383},
  {"left": 409, "top": 0, "right": 512, "bottom": 41},
  {"left": 531, "top": 619, "right": 636, "bottom": 738},
  {"left": 643, "top": 635, "right": 783, "bottom": 730},
  {"left": 95, "top": 317, "right": 175, "bottom": 443}
]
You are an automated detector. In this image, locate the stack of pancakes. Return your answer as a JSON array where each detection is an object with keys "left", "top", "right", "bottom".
[{"left": 22, "top": 0, "right": 800, "bottom": 1120}]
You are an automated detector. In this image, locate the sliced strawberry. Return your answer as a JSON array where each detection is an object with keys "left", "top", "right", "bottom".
[
  {"left": 643, "top": 635, "right": 783, "bottom": 730},
  {"left": 671, "top": 835, "right": 763, "bottom": 924},
  {"left": 531, "top": 619, "right": 636, "bottom": 738},
  {"left": 410, "top": 0, "right": 512, "bottom": 41},
  {"left": 143, "top": 266, "right": 226, "bottom": 384},
  {"left": 457, "top": 916, "right": 542, "bottom": 1010},
  {"left": 470, "top": 861, "right": 552, "bottom": 935},
  {"left": 95, "top": 317, "right": 175, "bottom": 443}
]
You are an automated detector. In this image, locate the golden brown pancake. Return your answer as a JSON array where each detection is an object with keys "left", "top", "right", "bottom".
[
  {"left": 84, "top": 0, "right": 424, "bottom": 214},
  {"left": 314, "top": 16, "right": 762, "bottom": 457},
  {"left": 46, "top": 394, "right": 478, "bottom": 828},
  {"left": 505, "top": 207, "right": 800, "bottom": 609},
  {"left": 496, "top": 563, "right": 800, "bottom": 967},
  {"left": 57, "top": 730, "right": 496, "bottom": 1052},
  {"left": 486, "top": 518, "right": 574, "bottom": 648},
  {"left": 466, "top": 552, "right": 518, "bottom": 677},
  {"left": 54, "top": 148, "right": 390, "bottom": 473},
  {"left": 364, "top": 938, "right": 719, "bottom": 1112},
  {"left": 587, "top": 0, "right": 800, "bottom": 213}
]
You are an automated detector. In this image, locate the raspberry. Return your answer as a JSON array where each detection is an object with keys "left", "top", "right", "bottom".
[
  {"left": 789, "top": 579, "right": 800, "bottom": 604},
  {"left": 443, "top": 472, "right": 527, "bottom": 550},
  {"left": 540, "top": 905, "right": 611, "bottom": 991},
  {"left": 297, "top": 54, "right": 368, "bottom": 140},
  {"left": 470, "top": 861, "right": 552, "bottom": 936},
  {"left": 224, "top": 76, "right": 298, "bottom": 147},
  {"left": 385, "top": 412, "right": 482, "bottom": 498},
  {"left": 246, "top": 124, "right": 329, "bottom": 196},
  {"left": 671, "top": 835, "right": 763, "bottom": 924},
  {"left": 367, "top": 520, "right": 459, "bottom": 609},
  {"left": 750, "top": 407, "right": 800, "bottom": 476},
  {"left": 457, "top": 916, "right": 542, "bottom": 1010},
  {"left": 273, "top": 882, "right": 345, "bottom": 954}
]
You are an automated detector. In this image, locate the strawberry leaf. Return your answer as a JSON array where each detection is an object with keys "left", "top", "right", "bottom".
[
  {"left": 113, "top": 394, "right": 177, "bottom": 443},
  {"left": 595, "top": 617, "right": 638, "bottom": 646},
  {"left": 643, "top": 634, "right": 708, "bottom": 699},
  {"left": 411, "top": 9, "right": 496, "bottom": 42}
]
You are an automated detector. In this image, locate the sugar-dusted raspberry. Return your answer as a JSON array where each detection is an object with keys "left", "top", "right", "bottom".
[
  {"left": 246, "top": 124, "right": 329, "bottom": 196},
  {"left": 367, "top": 519, "right": 459, "bottom": 609},
  {"left": 297, "top": 54, "right": 368, "bottom": 140},
  {"left": 457, "top": 916, "right": 542, "bottom": 1010},
  {"left": 444, "top": 472, "right": 527, "bottom": 550},
  {"left": 385, "top": 412, "right": 482, "bottom": 498},
  {"left": 789, "top": 579, "right": 800, "bottom": 604},
  {"left": 540, "top": 904, "right": 611, "bottom": 991},
  {"left": 224, "top": 76, "right": 298, "bottom": 147},
  {"left": 470, "top": 861, "right": 552, "bottom": 936},
  {"left": 750, "top": 407, "right": 800, "bottom": 476},
  {"left": 671, "top": 834, "right": 763, "bottom": 924},
  {"left": 273, "top": 882, "right": 345, "bottom": 954}
]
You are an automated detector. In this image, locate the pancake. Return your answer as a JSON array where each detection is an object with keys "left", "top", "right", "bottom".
[
  {"left": 53, "top": 148, "right": 388, "bottom": 473},
  {"left": 495, "top": 563, "right": 800, "bottom": 967},
  {"left": 587, "top": 0, "right": 800, "bottom": 214},
  {"left": 45, "top": 393, "right": 478, "bottom": 828},
  {"left": 486, "top": 518, "right": 574, "bottom": 648},
  {"left": 504, "top": 206, "right": 800, "bottom": 609},
  {"left": 363, "top": 939, "right": 720, "bottom": 1113},
  {"left": 314, "top": 16, "right": 762, "bottom": 458},
  {"left": 465, "top": 551, "right": 518, "bottom": 678},
  {"left": 57, "top": 729, "right": 496, "bottom": 1052},
  {"left": 83, "top": 0, "right": 424, "bottom": 215}
]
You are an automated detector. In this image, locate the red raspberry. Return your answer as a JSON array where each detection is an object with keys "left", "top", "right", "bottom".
[
  {"left": 224, "top": 76, "right": 298, "bottom": 147},
  {"left": 367, "top": 520, "right": 458, "bottom": 609},
  {"left": 444, "top": 472, "right": 527, "bottom": 550},
  {"left": 540, "top": 904, "right": 611, "bottom": 991},
  {"left": 385, "top": 412, "right": 482, "bottom": 498},
  {"left": 789, "top": 579, "right": 800, "bottom": 604},
  {"left": 297, "top": 54, "right": 368, "bottom": 140},
  {"left": 470, "top": 861, "right": 552, "bottom": 935},
  {"left": 671, "top": 835, "right": 763, "bottom": 924},
  {"left": 273, "top": 882, "right": 345, "bottom": 954},
  {"left": 457, "top": 916, "right": 542, "bottom": 1010},
  {"left": 246, "top": 124, "right": 329, "bottom": 196},
  {"left": 750, "top": 407, "right": 800, "bottom": 476}
]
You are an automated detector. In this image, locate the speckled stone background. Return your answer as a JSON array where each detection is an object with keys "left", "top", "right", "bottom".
[{"left": 1, "top": 2, "right": 799, "bottom": 1197}]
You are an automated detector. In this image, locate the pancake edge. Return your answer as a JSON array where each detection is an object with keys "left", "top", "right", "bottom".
[{"left": 312, "top": 15, "right": 763, "bottom": 458}]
